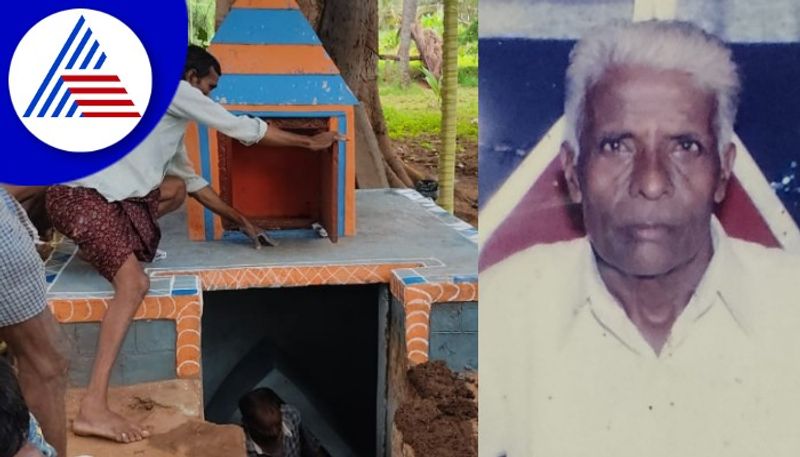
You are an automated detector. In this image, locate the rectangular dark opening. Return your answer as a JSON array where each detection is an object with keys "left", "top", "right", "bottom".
[{"left": 201, "top": 285, "right": 382, "bottom": 456}]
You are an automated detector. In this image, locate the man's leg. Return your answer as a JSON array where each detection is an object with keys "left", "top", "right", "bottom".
[
  {"left": 72, "top": 254, "right": 151, "bottom": 443},
  {"left": 0, "top": 310, "right": 69, "bottom": 457},
  {"left": 158, "top": 176, "right": 187, "bottom": 216}
]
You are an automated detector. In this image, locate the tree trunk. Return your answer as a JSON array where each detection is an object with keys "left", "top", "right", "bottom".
[
  {"left": 397, "top": 0, "right": 418, "bottom": 87},
  {"left": 313, "top": 0, "right": 413, "bottom": 188},
  {"left": 354, "top": 104, "right": 390, "bottom": 188},
  {"left": 411, "top": 22, "right": 443, "bottom": 78},
  {"left": 215, "top": 0, "right": 233, "bottom": 30},
  {"left": 437, "top": 0, "right": 459, "bottom": 213},
  {"left": 296, "top": 0, "right": 324, "bottom": 29}
]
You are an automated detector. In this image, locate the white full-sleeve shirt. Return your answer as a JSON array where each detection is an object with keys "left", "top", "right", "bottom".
[
  {"left": 480, "top": 217, "right": 800, "bottom": 457},
  {"left": 70, "top": 80, "right": 267, "bottom": 202}
]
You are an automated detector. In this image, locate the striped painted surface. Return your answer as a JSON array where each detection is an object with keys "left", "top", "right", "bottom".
[
  {"left": 213, "top": 9, "right": 320, "bottom": 45},
  {"left": 208, "top": 44, "right": 338, "bottom": 74},
  {"left": 211, "top": 74, "right": 357, "bottom": 106}
]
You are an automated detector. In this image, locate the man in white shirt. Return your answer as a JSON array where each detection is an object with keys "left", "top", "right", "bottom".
[
  {"left": 481, "top": 21, "right": 800, "bottom": 456},
  {"left": 44, "top": 46, "right": 342, "bottom": 444}
]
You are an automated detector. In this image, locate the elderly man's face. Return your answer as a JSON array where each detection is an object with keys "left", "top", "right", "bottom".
[{"left": 562, "top": 66, "right": 735, "bottom": 276}]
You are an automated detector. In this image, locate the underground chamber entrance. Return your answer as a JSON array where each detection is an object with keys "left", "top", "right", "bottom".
[{"left": 201, "top": 284, "right": 382, "bottom": 456}]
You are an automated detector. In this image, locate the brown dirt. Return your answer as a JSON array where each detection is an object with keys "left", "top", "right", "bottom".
[
  {"left": 66, "top": 380, "right": 247, "bottom": 457},
  {"left": 395, "top": 361, "right": 478, "bottom": 457},
  {"left": 149, "top": 420, "right": 247, "bottom": 457},
  {"left": 395, "top": 136, "right": 478, "bottom": 228}
]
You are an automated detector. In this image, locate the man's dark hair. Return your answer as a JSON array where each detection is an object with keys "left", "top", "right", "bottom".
[
  {"left": 0, "top": 358, "right": 29, "bottom": 457},
  {"left": 239, "top": 387, "right": 283, "bottom": 423},
  {"left": 184, "top": 45, "right": 222, "bottom": 79}
]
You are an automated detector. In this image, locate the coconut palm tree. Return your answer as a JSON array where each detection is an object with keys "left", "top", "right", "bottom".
[{"left": 437, "top": 0, "right": 458, "bottom": 212}]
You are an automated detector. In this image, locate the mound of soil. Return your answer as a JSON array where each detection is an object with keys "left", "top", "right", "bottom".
[{"left": 395, "top": 361, "right": 478, "bottom": 457}]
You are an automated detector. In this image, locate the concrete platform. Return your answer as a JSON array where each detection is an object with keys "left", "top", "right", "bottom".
[
  {"left": 47, "top": 189, "right": 476, "bottom": 294},
  {"left": 45, "top": 189, "right": 478, "bottom": 377}
]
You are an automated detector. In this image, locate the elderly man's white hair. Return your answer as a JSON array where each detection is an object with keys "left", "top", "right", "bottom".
[{"left": 564, "top": 20, "right": 740, "bottom": 160}]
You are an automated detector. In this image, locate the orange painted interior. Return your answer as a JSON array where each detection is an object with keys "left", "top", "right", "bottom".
[
  {"left": 232, "top": 0, "right": 299, "bottom": 8},
  {"left": 209, "top": 44, "right": 338, "bottom": 75},
  {"left": 228, "top": 141, "right": 324, "bottom": 225},
  {"left": 220, "top": 105, "right": 356, "bottom": 236}
]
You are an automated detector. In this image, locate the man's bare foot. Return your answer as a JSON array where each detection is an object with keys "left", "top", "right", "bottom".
[{"left": 72, "top": 402, "right": 150, "bottom": 443}]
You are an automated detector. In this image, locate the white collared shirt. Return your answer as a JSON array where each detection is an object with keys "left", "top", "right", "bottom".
[
  {"left": 480, "top": 218, "right": 800, "bottom": 457},
  {"left": 69, "top": 80, "right": 267, "bottom": 202}
]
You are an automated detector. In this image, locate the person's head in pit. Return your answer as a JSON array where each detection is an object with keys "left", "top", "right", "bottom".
[
  {"left": 183, "top": 45, "right": 221, "bottom": 96},
  {"left": 559, "top": 20, "right": 740, "bottom": 350},
  {"left": 239, "top": 387, "right": 285, "bottom": 455}
]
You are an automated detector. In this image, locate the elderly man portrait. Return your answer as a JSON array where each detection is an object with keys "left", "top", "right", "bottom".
[{"left": 481, "top": 19, "right": 800, "bottom": 457}]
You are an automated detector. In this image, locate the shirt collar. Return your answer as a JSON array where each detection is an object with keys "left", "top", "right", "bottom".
[
  {"left": 702, "top": 216, "right": 753, "bottom": 334},
  {"left": 568, "top": 216, "right": 753, "bottom": 353}
]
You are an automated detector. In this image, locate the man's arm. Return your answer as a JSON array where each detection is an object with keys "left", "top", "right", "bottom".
[
  {"left": 257, "top": 124, "right": 344, "bottom": 151},
  {"left": 171, "top": 83, "right": 344, "bottom": 151},
  {"left": 189, "top": 186, "right": 262, "bottom": 249},
  {"left": 170, "top": 82, "right": 266, "bottom": 145}
]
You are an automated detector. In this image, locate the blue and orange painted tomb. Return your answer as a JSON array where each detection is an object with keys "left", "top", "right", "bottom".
[{"left": 185, "top": 0, "right": 357, "bottom": 242}]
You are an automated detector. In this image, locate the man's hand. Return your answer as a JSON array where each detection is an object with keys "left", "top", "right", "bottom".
[
  {"left": 307, "top": 131, "right": 345, "bottom": 151},
  {"left": 239, "top": 216, "right": 263, "bottom": 250},
  {"left": 190, "top": 186, "right": 264, "bottom": 250}
]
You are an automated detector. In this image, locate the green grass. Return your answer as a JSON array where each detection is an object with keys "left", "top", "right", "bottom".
[{"left": 380, "top": 83, "right": 478, "bottom": 144}]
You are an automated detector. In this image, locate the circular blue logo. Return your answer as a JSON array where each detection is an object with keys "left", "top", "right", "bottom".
[{"left": 2, "top": 1, "right": 188, "bottom": 184}]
